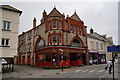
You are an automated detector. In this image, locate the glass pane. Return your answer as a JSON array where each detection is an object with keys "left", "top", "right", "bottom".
[
  {"left": 3, "top": 21, "right": 6, "bottom": 29},
  {"left": 52, "top": 21, "right": 56, "bottom": 29},
  {"left": 7, "top": 22, "right": 10, "bottom": 29},
  {"left": 2, "top": 39, "right": 4, "bottom": 45},
  {"left": 78, "top": 54, "right": 82, "bottom": 60},
  {"left": 6, "top": 39, "right": 9, "bottom": 45},
  {"left": 52, "top": 35, "right": 57, "bottom": 43},
  {"left": 45, "top": 54, "right": 51, "bottom": 62}
]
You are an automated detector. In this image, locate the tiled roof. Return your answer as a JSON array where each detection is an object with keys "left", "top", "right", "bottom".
[
  {"left": 87, "top": 32, "right": 108, "bottom": 42},
  {"left": 47, "top": 7, "right": 64, "bottom": 17},
  {"left": 70, "top": 12, "right": 81, "bottom": 21},
  {"left": 0, "top": 5, "right": 22, "bottom": 15}
]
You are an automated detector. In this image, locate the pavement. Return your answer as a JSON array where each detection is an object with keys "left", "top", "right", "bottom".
[{"left": 2, "top": 60, "right": 119, "bottom": 80}]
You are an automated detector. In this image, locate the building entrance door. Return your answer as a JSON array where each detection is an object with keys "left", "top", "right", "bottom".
[
  {"left": 52, "top": 53, "right": 58, "bottom": 66},
  {"left": 70, "top": 53, "right": 78, "bottom": 66}
]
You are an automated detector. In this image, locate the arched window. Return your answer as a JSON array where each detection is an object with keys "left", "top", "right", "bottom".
[
  {"left": 37, "top": 39, "right": 44, "bottom": 48},
  {"left": 72, "top": 38, "right": 81, "bottom": 47}
]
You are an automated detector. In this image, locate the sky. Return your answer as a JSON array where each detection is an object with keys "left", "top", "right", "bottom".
[{"left": 1, "top": 0, "right": 119, "bottom": 45}]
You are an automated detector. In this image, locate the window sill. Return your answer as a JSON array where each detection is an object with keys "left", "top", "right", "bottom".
[
  {"left": 0, "top": 45, "right": 10, "bottom": 47},
  {"left": 2, "top": 29, "right": 11, "bottom": 31}
]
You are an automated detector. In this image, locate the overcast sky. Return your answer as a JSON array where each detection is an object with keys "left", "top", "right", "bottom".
[{"left": 1, "top": 1, "right": 118, "bottom": 45}]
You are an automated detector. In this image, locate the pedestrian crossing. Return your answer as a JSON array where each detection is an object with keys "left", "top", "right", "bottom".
[{"left": 74, "top": 69, "right": 105, "bottom": 73}]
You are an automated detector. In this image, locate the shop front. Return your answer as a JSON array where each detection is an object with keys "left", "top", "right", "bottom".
[
  {"left": 35, "top": 47, "right": 87, "bottom": 68},
  {"left": 98, "top": 52, "right": 106, "bottom": 64},
  {"left": 88, "top": 50, "right": 98, "bottom": 65}
]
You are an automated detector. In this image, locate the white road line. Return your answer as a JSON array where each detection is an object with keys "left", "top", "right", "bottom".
[
  {"left": 75, "top": 70, "right": 82, "bottom": 72},
  {"left": 82, "top": 70, "right": 88, "bottom": 72},
  {"left": 89, "top": 70, "right": 96, "bottom": 72},
  {"left": 97, "top": 70, "right": 104, "bottom": 72}
]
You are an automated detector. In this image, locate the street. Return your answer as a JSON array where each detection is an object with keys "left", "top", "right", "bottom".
[{"left": 2, "top": 62, "right": 118, "bottom": 79}]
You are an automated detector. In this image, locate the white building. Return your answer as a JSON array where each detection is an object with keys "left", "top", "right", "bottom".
[
  {"left": 87, "top": 28, "right": 113, "bottom": 65},
  {"left": 0, "top": 5, "right": 22, "bottom": 67}
]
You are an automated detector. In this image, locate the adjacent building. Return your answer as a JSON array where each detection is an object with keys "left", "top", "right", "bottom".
[
  {"left": 17, "top": 7, "right": 88, "bottom": 68},
  {"left": 0, "top": 5, "right": 22, "bottom": 64},
  {"left": 87, "top": 28, "right": 113, "bottom": 65}
]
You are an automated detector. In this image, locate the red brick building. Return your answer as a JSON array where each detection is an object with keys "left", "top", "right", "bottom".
[{"left": 16, "top": 7, "right": 88, "bottom": 68}]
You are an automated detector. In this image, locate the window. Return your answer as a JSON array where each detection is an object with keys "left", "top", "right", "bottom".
[
  {"left": 58, "top": 21, "right": 62, "bottom": 29},
  {"left": 101, "top": 43, "right": 103, "bottom": 50},
  {"left": 37, "top": 40, "right": 44, "bottom": 48},
  {"left": 70, "top": 25, "right": 73, "bottom": 32},
  {"left": 91, "top": 41, "right": 94, "bottom": 49},
  {"left": 37, "top": 54, "right": 44, "bottom": 62},
  {"left": 52, "top": 21, "right": 57, "bottom": 29},
  {"left": 28, "top": 31, "right": 32, "bottom": 40},
  {"left": 1, "top": 38, "right": 9, "bottom": 46},
  {"left": 79, "top": 27, "right": 82, "bottom": 34},
  {"left": 59, "top": 53, "right": 68, "bottom": 61},
  {"left": 74, "top": 26, "right": 76, "bottom": 33},
  {"left": 59, "top": 35, "right": 62, "bottom": 44},
  {"left": 3, "top": 21, "right": 11, "bottom": 30},
  {"left": 28, "top": 43, "right": 32, "bottom": 52},
  {"left": 44, "top": 54, "right": 51, "bottom": 62},
  {"left": 52, "top": 35, "right": 57, "bottom": 44},
  {"left": 96, "top": 42, "right": 99, "bottom": 50},
  {"left": 78, "top": 54, "right": 83, "bottom": 60}
]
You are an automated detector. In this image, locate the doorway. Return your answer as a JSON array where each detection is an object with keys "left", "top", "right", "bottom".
[
  {"left": 70, "top": 53, "right": 78, "bottom": 66},
  {"left": 52, "top": 53, "right": 58, "bottom": 66}
]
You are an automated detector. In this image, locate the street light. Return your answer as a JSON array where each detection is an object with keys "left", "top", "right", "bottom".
[{"left": 59, "top": 49, "right": 64, "bottom": 71}]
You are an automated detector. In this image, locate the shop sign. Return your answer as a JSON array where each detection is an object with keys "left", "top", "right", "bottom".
[
  {"left": 107, "top": 46, "right": 120, "bottom": 52},
  {"left": 36, "top": 48, "right": 85, "bottom": 53},
  {"left": 98, "top": 52, "right": 106, "bottom": 54},
  {"left": 88, "top": 50, "right": 98, "bottom": 53}
]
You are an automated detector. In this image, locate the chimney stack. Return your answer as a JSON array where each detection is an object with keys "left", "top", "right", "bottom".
[
  {"left": 43, "top": 10, "right": 47, "bottom": 22},
  {"left": 33, "top": 17, "right": 36, "bottom": 28},
  {"left": 90, "top": 28, "right": 93, "bottom": 34}
]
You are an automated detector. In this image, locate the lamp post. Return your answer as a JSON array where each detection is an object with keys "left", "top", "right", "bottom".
[{"left": 59, "top": 49, "right": 64, "bottom": 71}]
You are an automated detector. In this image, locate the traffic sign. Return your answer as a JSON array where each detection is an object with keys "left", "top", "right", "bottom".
[{"left": 107, "top": 46, "right": 120, "bottom": 52}]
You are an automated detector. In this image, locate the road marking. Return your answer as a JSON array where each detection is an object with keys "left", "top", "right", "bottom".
[
  {"left": 97, "top": 70, "right": 104, "bottom": 72},
  {"left": 75, "top": 70, "right": 82, "bottom": 72},
  {"left": 90, "top": 70, "right": 96, "bottom": 72},
  {"left": 99, "top": 74, "right": 108, "bottom": 78},
  {"left": 82, "top": 70, "right": 88, "bottom": 72}
]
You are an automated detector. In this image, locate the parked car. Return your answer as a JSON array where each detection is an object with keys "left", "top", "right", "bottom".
[{"left": 2, "top": 59, "right": 8, "bottom": 65}]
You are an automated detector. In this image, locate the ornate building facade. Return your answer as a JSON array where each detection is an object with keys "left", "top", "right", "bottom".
[{"left": 17, "top": 7, "right": 88, "bottom": 68}]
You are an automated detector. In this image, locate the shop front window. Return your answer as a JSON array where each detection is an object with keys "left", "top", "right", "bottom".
[
  {"left": 44, "top": 54, "right": 51, "bottom": 62},
  {"left": 37, "top": 54, "right": 44, "bottom": 62},
  {"left": 70, "top": 53, "right": 77, "bottom": 61},
  {"left": 52, "top": 53, "right": 58, "bottom": 62},
  {"left": 78, "top": 54, "right": 83, "bottom": 60},
  {"left": 99, "top": 55, "right": 105, "bottom": 63},
  {"left": 59, "top": 53, "right": 68, "bottom": 61}
]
